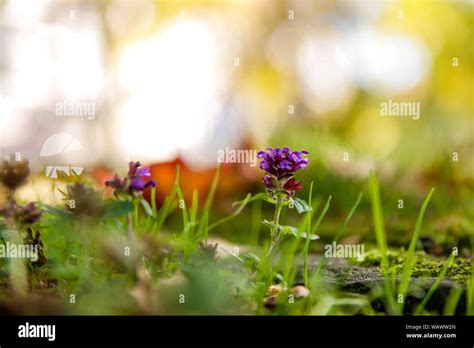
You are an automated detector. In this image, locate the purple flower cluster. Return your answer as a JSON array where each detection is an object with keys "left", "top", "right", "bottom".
[
  {"left": 0, "top": 199, "right": 42, "bottom": 226},
  {"left": 105, "top": 161, "right": 156, "bottom": 196},
  {"left": 257, "top": 147, "right": 309, "bottom": 196}
]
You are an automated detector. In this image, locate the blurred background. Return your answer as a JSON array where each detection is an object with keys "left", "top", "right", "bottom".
[{"left": 0, "top": 0, "right": 473, "bottom": 245}]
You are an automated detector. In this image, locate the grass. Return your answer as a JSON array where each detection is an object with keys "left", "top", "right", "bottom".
[
  {"left": 369, "top": 174, "right": 398, "bottom": 315},
  {"left": 0, "top": 166, "right": 470, "bottom": 316},
  {"left": 467, "top": 237, "right": 474, "bottom": 315},
  {"left": 444, "top": 285, "right": 464, "bottom": 315},
  {"left": 308, "top": 192, "right": 361, "bottom": 287},
  {"left": 414, "top": 251, "right": 455, "bottom": 315},
  {"left": 398, "top": 187, "right": 435, "bottom": 313}
]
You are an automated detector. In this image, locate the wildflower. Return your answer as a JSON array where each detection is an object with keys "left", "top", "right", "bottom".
[
  {"left": 257, "top": 147, "right": 308, "bottom": 197},
  {"left": 0, "top": 199, "right": 42, "bottom": 226},
  {"left": 61, "top": 183, "right": 104, "bottom": 217},
  {"left": 256, "top": 147, "right": 313, "bottom": 260},
  {"left": 105, "top": 161, "right": 156, "bottom": 197},
  {"left": 0, "top": 155, "right": 30, "bottom": 192}
]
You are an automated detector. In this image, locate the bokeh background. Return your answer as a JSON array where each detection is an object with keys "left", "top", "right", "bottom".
[{"left": 1, "top": 0, "right": 473, "bottom": 246}]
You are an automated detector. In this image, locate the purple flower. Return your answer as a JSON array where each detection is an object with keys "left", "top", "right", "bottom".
[
  {"left": 257, "top": 147, "right": 309, "bottom": 196},
  {"left": 0, "top": 199, "right": 42, "bottom": 226},
  {"left": 105, "top": 174, "right": 127, "bottom": 191},
  {"left": 105, "top": 161, "right": 156, "bottom": 196}
]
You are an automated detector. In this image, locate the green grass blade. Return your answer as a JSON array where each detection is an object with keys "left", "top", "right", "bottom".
[
  {"left": 467, "top": 234, "right": 474, "bottom": 315},
  {"left": 208, "top": 193, "right": 252, "bottom": 231},
  {"left": 369, "top": 174, "right": 396, "bottom": 314},
  {"left": 203, "top": 165, "right": 221, "bottom": 212},
  {"left": 302, "top": 182, "right": 313, "bottom": 285},
  {"left": 309, "top": 193, "right": 360, "bottom": 286},
  {"left": 150, "top": 185, "right": 157, "bottom": 216},
  {"left": 398, "top": 188, "right": 435, "bottom": 309},
  {"left": 414, "top": 252, "right": 455, "bottom": 315},
  {"left": 311, "top": 196, "right": 332, "bottom": 236},
  {"left": 199, "top": 164, "right": 221, "bottom": 243},
  {"left": 369, "top": 175, "right": 389, "bottom": 272},
  {"left": 250, "top": 199, "right": 262, "bottom": 245},
  {"left": 334, "top": 192, "right": 362, "bottom": 243},
  {"left": 189, "top": 189, "right": 199, "bottom": 235},
  {"left": 443, "top": 285, "right": 464, "bottom": 315},
  {"left": 303, "top": 196, "right": 332, "bottom": 286},
  {"left": 176, "top": 184, "right": 189, "bottom": 228},
  {"left": 189, "top": 189, "right": 199, "bottom": 221},
  {"left": 155, "top": 165, "right": 180, "bottom": 231}
]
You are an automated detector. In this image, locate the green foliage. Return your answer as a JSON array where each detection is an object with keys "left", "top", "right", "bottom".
[{"left": 0, "top": 168, "right": 470, "bottom": 316}]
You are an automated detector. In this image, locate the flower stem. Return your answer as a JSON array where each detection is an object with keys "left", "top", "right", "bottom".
[
  {"left": 6, "top": 188, "right": 14, "bottom": 200},
  {"left": 81, "top": 217, "right": 89, "bottom": 277},
  {"left": 133, "top": 198, "right": 139, "bottom": 229},
  {"left": 127, "top": 213, "right": 133, "bottom": 240},
  {"left": 10, "top": 229, "right": 27, "bottom": 295},
  {"left": 266, "top": 195, "right": 283, "bottom": 259}
]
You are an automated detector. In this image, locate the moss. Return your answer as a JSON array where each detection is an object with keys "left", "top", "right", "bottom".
[
  {"left": 358, "top": 249, "right": 472, "bottom": 282},
  {"left": 358, "top": 248, "right": 407, "bottom": 267}
]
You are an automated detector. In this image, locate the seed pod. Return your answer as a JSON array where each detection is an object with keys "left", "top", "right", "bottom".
[
  {"left": 267, "top": 284, "right": 284, "bottom": 296},
  {"left": 263, "top": 295, "right": 279, "bottom": 307},
  {"left": 0, "top": 155, "right": 30, "bottom": 191},
  {"left": 291, "top": 285, "right": 310, "bottom": 299}
]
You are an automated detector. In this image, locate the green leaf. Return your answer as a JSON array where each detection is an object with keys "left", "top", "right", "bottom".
[
  {"left": 273, "top": 272, "right": 285, "bottom": 284},
  {"left": 299, "top": 232, "right": 320, "bottom": 240},
  {"left": 261, "top": 220, "right": 301, "bottom": 239},
  {"left": 0, "top": 229, "right": 17, "bottom": 239},
  {"left": 290, "top": 197, "right": 313, "bottom": 214},
  {"left": 102, "top": 200, "right": 134, "bottom": 219},
  {"left": 242, "top": 253, "right": 261, "bottom": 267},
  {"left": 41, "top": 204, "right": 74, "bottom": 219},
  {"left": 281, "top": 225, "right": 300, "bottom": 238},
  {"left": 261, "top": 219, "right": 276, "bottom": 227}
]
